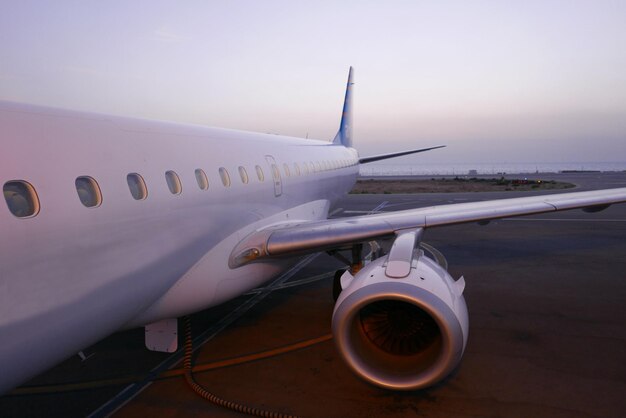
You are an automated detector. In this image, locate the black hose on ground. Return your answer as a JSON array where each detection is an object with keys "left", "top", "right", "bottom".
[{"left": 182, "top": 316, "right": 299, "bottom": 418}]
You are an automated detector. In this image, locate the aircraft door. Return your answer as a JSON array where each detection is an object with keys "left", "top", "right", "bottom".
[{"left": 265, "top": 155, "right": 282, "bottom": 197}]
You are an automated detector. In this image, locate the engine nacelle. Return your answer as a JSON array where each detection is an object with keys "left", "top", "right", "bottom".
[{"left": 332, "top": 251, "right": 469, "bottom": 390}]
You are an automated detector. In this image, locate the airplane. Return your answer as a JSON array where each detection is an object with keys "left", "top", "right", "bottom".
[{"left": 1, "top": 67, "right": 625, "bottom": 397}]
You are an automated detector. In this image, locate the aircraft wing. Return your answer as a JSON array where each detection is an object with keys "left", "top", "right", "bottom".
[{"left": 230, "top": 187, "right": 626, "bottom": 267}]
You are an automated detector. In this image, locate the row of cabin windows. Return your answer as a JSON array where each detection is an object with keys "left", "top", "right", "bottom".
[{"left": 3, "top": 158, "right": 357, "bottom": 218}]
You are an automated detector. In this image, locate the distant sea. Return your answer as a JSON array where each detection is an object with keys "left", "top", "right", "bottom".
[{"left": 359, "top": 162, "right": 626, "bottom": 176}]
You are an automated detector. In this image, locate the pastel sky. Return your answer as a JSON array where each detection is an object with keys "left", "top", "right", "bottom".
[{"left": 1, "top": 1, "right": 625, "bottom": 163}]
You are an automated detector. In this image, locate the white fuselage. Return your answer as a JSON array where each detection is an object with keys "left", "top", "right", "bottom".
[{"left": 0, "top": 101, "right": 358, "bottom": 393}]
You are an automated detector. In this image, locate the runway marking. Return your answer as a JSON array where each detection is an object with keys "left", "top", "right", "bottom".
[
  {"left": 343, "top": 201, "right": 391, "bottom": 215},
  {"left": 10, "top": 334, "right": 334, "bottom": 395},
  {"left": 245, "top": 271, "right": 335, "bottom": 295},
  {"left": 89, "top": 253, "right": 320, "bottom": 418},
  {"left": 343, "top": 210, "right": 389, "bottom": 214},
  {"left": 503, "top": 218, "right": 626, "bottom": 222},
  {"left": 164, "top": 334, "right": 333, "bottom": 377},
  {"left": 385, "top": 200, "right": 428, "bottom": 209},
  {"left": 369, "top": 200, "right": 389, "bottom": 213},
  {"left": 329, "top": 207, "right": 343, "bottom": 217}
]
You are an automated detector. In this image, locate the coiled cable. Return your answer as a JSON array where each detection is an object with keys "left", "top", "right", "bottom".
[{"left": 182, "top": 316, "right": 299, "bottom": 418}]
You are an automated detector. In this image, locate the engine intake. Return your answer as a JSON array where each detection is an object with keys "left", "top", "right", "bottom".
[{"left": 332, "top": 252, "right": 468, "bottom": 390}]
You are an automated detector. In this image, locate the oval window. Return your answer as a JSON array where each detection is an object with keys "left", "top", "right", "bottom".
[
  {"left": 3, "top": 180, "right": 40, "bottom": 218},
  {"left": 219, "top": 167, "right": 231, "bottom": 187},
  {"left": 195, "top": 169, "right": 209, "bottom": 190},
  {"left": 283, "top": 163, "right": 290, "bottom": 177},
  {"left": 293, "top": 163, "right": 301, "bottom": 176},
  {"left": 255, "top": 165, "right": 265, "bottom": 181},
  {"left": 271, "top": 164, "right": 280, "bottom": 180},
  {"left": 165, "top": 171, "right": 182, "bottom": 195},
  {"left": 127, "top": 173, "right": 148, "bottom": 200},
  {"left": 238, "top": 166, "right": 249, "bottom": 184},
  {"left": 302, "top": 162, "right": 309, "bottom": 175},
  {"left": 75, "top": 176, "right": 102, "bottom": 208}
]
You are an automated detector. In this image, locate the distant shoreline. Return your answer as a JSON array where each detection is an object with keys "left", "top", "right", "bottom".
[
  {"left": 359, "top": 162, "right": 626, "bottom": 177},
  {"left": 350, "top": 177, "right": 575, "bottom": 194}
]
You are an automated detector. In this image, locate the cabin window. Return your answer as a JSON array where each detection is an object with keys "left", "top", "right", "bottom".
[
  {"left": 75, "top": 176, "right": 102, "bottom": 208},
  {"left": 255, "top": 165, "right": 265, "bottom": 181},
  {"left": 165, "top": 171, "right": 182, "bottom": 195},
  {"left": 238, "top": 166, "right": 249, "bottom": 184},
  {"left": 294, "top": 163, "right": 301, "bottom": 176},
  {"left": 195, "top": 169, "right": 209, "bottom": 190},
  {"left": 316, "top": 161, "right": 322, "bottom": 172},
  {"left": 127, "top": 173, "right": 148, "bottom": 200},
  {"left": 3, "top": 180, "right": 39, "bottom": 218},
  {"left": 283, "top": 163, "right": 291, "bottom": 177},
  {"left": 309, "top": 162, "right": 315, "bottom": 173},
  {"left": 219, "top": 167, "right": 231, "bottom": 187},
  {"left": 302, "top": 162, "right": 309, "bottom": 175},
  {"left": 271, "top": 164, "right": 280, "bottom": 180}
]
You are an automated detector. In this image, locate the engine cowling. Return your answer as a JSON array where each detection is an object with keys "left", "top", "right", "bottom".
[{"left": 332, "top": 252, "right": 469, "bottom": 390}]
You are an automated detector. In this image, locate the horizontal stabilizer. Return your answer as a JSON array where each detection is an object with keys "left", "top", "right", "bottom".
[{"left": 359, "top": 145, "right": 445, "bottom": 164}]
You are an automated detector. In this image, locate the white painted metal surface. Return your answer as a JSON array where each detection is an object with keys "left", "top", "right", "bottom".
[
  {"left": 145, "top": 319, "right": 178, "bottom": 353},
  {"left": 385, "top": 228, "right": 423, "bottom": 278}
]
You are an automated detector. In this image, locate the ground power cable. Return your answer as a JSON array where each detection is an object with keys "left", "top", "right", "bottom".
[
  {"left": 182, "top": 316, "right": 300, "bottom": 418},
  {"left": 7, "top": 333, "right": 333, "bottom": 396}
]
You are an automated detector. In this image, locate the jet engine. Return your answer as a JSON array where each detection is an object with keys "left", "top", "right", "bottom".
[{"left": 332, "top": 230, "right": 469, "bottom": 390}]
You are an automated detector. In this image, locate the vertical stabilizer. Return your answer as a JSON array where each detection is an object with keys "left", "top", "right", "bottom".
[{"left": 333, "top": 67, "right": 354, "bottom": 147}]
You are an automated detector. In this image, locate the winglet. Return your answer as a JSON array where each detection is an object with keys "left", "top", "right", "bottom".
[{"left": 333, "top": 67, "right": 354, "bottom": 148}]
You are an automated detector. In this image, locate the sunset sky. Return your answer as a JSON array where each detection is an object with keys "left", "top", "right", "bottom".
[{"left": 1, "top": 1, "right": 625, "bottom": 164}]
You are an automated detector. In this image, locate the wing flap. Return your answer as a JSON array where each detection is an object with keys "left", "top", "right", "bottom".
[{"left": 229, "top": 187, "right": 626, "bottom": 267}]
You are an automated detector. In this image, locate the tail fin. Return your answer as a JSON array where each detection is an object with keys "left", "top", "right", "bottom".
[{"left": 333, "top": 67, "right": 354, "bottom": 148}]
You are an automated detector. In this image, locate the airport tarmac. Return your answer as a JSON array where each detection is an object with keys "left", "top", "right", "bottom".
[{"left": 2, "top": 172, "right": 626, "bottom": 417}]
